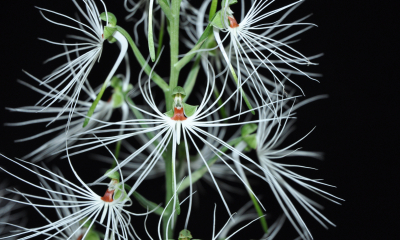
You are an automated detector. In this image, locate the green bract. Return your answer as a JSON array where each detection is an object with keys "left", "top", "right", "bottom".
[{"left": 211, "top": 11, "right": 224, "bottom": 29}]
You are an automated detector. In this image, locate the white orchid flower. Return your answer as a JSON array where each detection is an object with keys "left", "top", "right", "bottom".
[
  {"left": 33, "top": 0, "right": 127, "bottom": 127},
  {"left": 63, "top": 61, "right": 295, "bottom": 230},
  {"left": 253, "top": 95, "right": 343, "bottom": 240},
  {"left": 6, "top": 53, "right": 133, "bottom": 162},
  {"left": 213, "top": 0, "right": 320, "bottom": 109},
  {"left": 0, "top": 154, "right": 152, "bottom": 240}
]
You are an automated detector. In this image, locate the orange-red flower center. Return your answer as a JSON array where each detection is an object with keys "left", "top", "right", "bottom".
[
  {"left": 228, "top": 16, "right": 239, "bottom": 28},
  {"left": 101, "top": 189, "right": 115, "bottom": 202},
  {"left": 171, "top": 107, "right": 187, "bottom": 121},
  {"left": 77, "top": 235, "right": 83, "bottom": 240}
]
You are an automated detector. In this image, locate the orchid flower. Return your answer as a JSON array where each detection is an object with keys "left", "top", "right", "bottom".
[
  {"left": 62, "top": 61, "right": 295, "bottom": 230},
  {"left": 7, "top": 52, "right": 133, "bottom": 162},
  {"left": 33, "top": 0, "right": 127, "bottom": 127},
  {"left": 253, "top": 96, "right": 343, "bottom": 239},
  {"left": 213, "top": 0, "right": 320, "bottom": 109},
  {"left": 0, "top": 154, "right": 152, "bottom": 240}
]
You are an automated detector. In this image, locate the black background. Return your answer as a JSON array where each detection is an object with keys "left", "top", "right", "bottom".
[{"left": 0, "top": 0, "right": 398, "bottom": 239}]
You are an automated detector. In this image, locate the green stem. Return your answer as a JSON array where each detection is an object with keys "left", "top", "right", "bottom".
[
  {"left": 248, "top": 188, "right": 269, "bottom": 233},
  {"left": 163, "top": 1, "right": 182, "bottom": 238},
  {"left": 213, "top": 87, "right": 228, "bottom": 119},
  {"left": 111, "top": 140, "right": 122, "bottom": 168},
  {"left": 116, "top": 26, "right": 169, "bottom": 92},
  {"left": 166, "top": 0, "right": 183, "bottom": 111},
  {"left": 163, "top": 143, "right": 174, "bottom": 238},
  {"left": 82, "top": 80, "right": 107, "bottom": 127}
]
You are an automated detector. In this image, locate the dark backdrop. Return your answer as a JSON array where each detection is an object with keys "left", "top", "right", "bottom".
[{"left": 0, "top": 0, "right": 398, "bottom": 239}]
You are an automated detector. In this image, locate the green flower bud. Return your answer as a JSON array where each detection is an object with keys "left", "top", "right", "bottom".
[
  {"left": 172, "top": 86, "right": 186, "bottom": 97},
  {"left": 110, "top": 76, "right": 122, "bottom": 89},
  {"left": 112, "top": 92, "right": 124, "bottom": 108},
  {"left": 178, "top": 229, "right": 193, "bottom": 240}
]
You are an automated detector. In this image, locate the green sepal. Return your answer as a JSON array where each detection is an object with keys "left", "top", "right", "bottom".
[
  {"left": 104, "top": 169, "right": 120, "bottom": 181},
  {"left": 183, "top": 103, "right": 198, "bottom": 117},
  {"left": 114, "top": 184, "right": 129, "bottom": 202},
  {"left": 210, "top": 11, "right": 224, "bottom": 29},
  {"left": 241, "top": 123, "right": 258, "bottom": 136},
  {"left": 221, "top": 0, "right": 238, "bottom": 8},
  {"left": 112, "top": 92, "right": 124, "bottom": 108},
  {"left": 243, "top": 134, "right": 257, "bottom": 150},
  {"left": 110, "top": 76, "right": 122, "bottom": 88},
  {"left": 100, "top": 12, "right": 117, "bottom": 27},
  {"left": 178, "top": 229, "right": 193, "bottom": 240},
  {"left": 172, "top": 86, "right": 186, "bottom": 97},
  {"left": 103, "top": 26, "right": 117, "bottom": 43},
  {"left": 110, "top": 77, "right": 132, "bottom": 108},
  {"left": 164, "top": 109, "right": 174, "bottom": 118}
]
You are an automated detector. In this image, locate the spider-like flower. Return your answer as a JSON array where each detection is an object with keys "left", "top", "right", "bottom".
[
  {"left": 33, "top": 0, "right": 127, "bottom": 125},
  {"left": 253, "top": 96, "right": 342, "bottom": 239},
  {"left": 0, "top": 154, "right": 150, "bottom": 240},
  {"left": 7, "top": 54, "right": 133, "bottom": 162},
  {"left": 213, "top": 0, "right": 320, "bottom": 107},
  {"left": 65, "top": 62, "right": 291, "bottom": 228}
]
